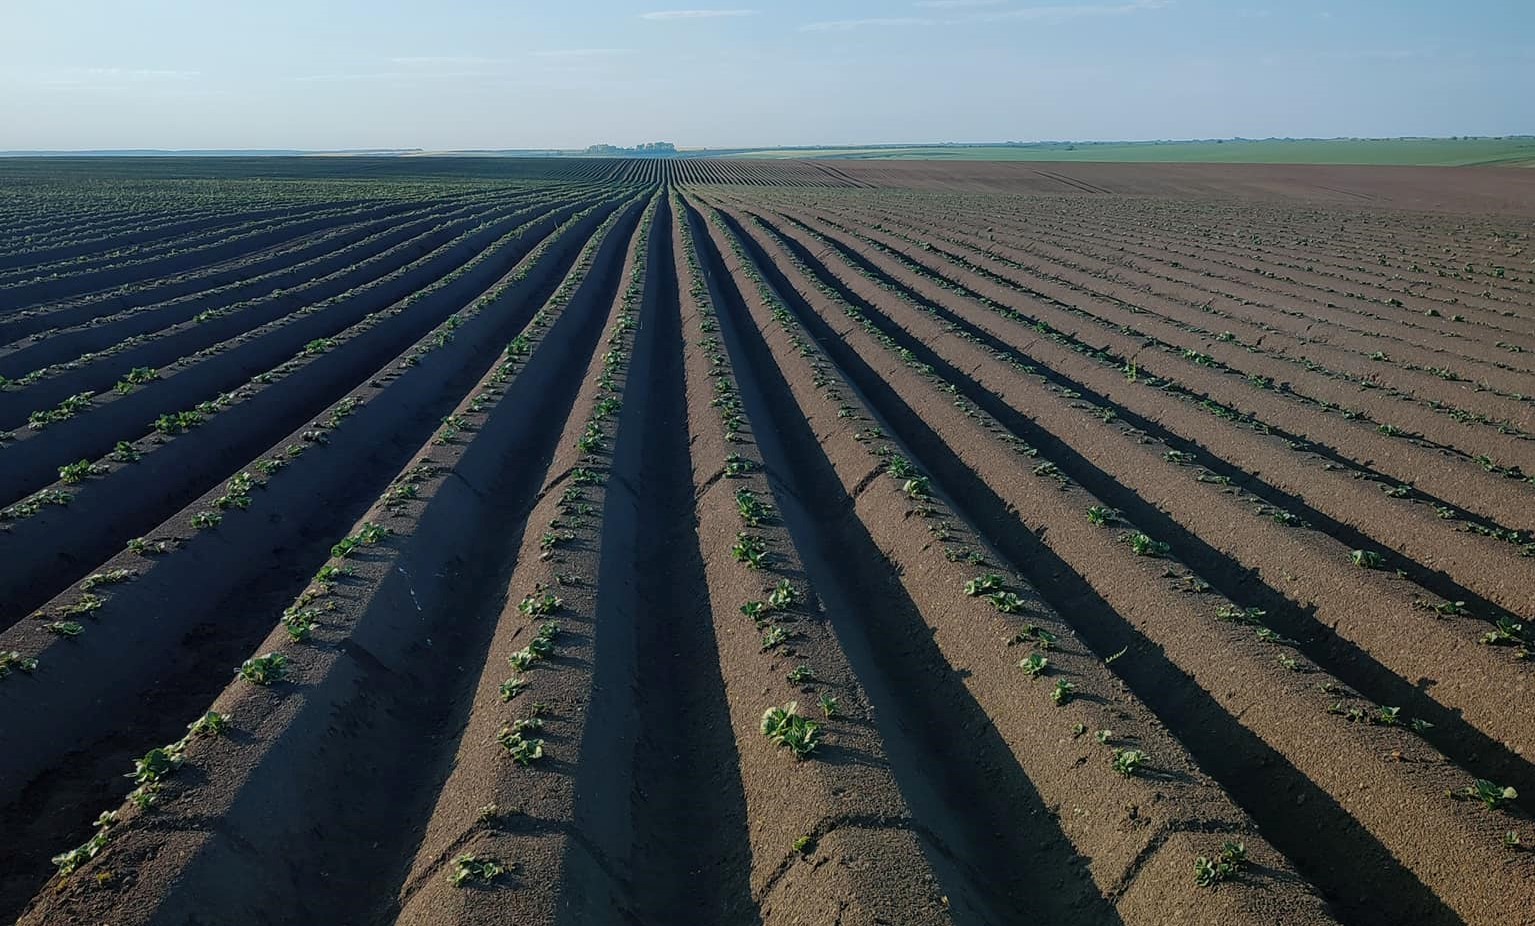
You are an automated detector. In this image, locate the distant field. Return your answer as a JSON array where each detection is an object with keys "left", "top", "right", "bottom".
[{"left": 716, "top": 138, "right": 1535, "bottom": 167}]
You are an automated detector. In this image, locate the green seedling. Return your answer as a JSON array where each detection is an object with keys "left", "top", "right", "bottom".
[
  {"left": 1086, "top": 505, "right": 1117, "bottom": 526},
  {"left": 571, "top": 467, "right": 603, "bottom": 486},
  {"left": 741, "top": 600, "right": 767, "bottom": 622},
  {"left": 1506, "top": 831, "right": 1525, "bottom": 850},
  {"left": 767, "top": 579, "right": 800, "bottom": 610},
  {"left": 1350, "top": 549, "right": 1386, "bottom": 569},
  {"left": 1195, "top": 841, "right": 1249, "bottom": 888},
  {"left": 1271, "top": 510, "right": 1303, "bottom": 527},
  {"left": 109, "top": 441, "right": 141, "bottom": 463},
  {"left": 191, "top": 511, "right": 222, "bottom": 530},
  {"left": 1481, "top": 617, "right": 1526, "bottom": 647},
  {"left": 127, "top": 746, "right": 182, "bottom": 785},
  {"left": 448, "top": 853, "right": 506, "bottom": 887},
  {"left": 964, "top": 573, "right": 1003, "bottom": 597},
  {"left": 1216, "top": 605, "right": 1266, "bottom": 626},
  {"left": 1051, "top": 680, "right": 1076, "bottom": 705},
  {"left": 237, "top": 653, "right": 287, "bottom": 685},
  {"left": 1019, "top": 652, "right": 1050, "bottom": 677},
  {"left": 57, "top": 460, "right": 105, "bottom": 485},
  {"left": 761, "top": 626, "right": 794, "bottom": 651},
  {"left": 1111, "top": 748, "right": 1149, "bottom": 777},
  {"left": 787, "top": 665, "right": 816, "bottom": 684},
  {"left": 1410, "top": 718, "right": 1435, "bottom": 734},
  {"left": 282, "top": 607, "right": 319, "bottom": 643},
  {"left": 1449, "top": 779, "right": 1518, "bottom": 810},
  {"left": 903, "top": 476, "right": 932, "bottom": 499},
  {"left": 499, "top": 677, "right": 529, "bottom": 701},
  {"left": 79, "top": 569, "right": 133, "bottom": 590},
  {"left": 761, "top": 702, "right": 821, "bottom": 759},
  {"left": 0, "top": 651, "right": 39, "bottom": 678},
  {"left": 1375, "top": 706, "right": 1401, "bottom": 726},
  {"left": 987, "top": 591, "right": 1025, "bottom": 614},
  {"left": 818, "top": 693, "right": 839, "bottom": 718},
  {"left": 314, "top": 564, "right": 352, "bottom": 584},
  {"left": 732, "top": 532, "right": 768, "bottom": 569},
  {"left": 1095, "top": 729, "right": 1114, "bottom": 744},
  {"left": 1434, "top": 600, "right": 1468, "bottom": 616},
  {"left": 1073, "top": 723, "right": 1088, "bottom": 737},
  {"left": 498, "top": 727, "right": 546, "bottom": 766},
  {"left": 51, "top": 812, "right": 116, "bottom": 876},
  {"left": 723, "top": 453, "right": 754, "bottom": 477},
  {"left": 127, "top": 536, "right": 168, "bottom": 556},
  {"left": 793, "top": 835, "right": 816, "bottom": 855},
  {"left": 1005, "top": 624, "right": 1057, "bottom": 649},
  {"left": 1126, "top": 533, "right": 1170, "bottom": 557},
  {"left": 518, "top": 592, "right": 562, "bottom": 617},
  {"left": 45, "top": 621, "right": 84, "bottom": 637},
  {"left": 735, "top": 488, "right": 772, "bottom": 526},
  {"left": 187, "top": 711, "right": 230, "bottom": 737}
]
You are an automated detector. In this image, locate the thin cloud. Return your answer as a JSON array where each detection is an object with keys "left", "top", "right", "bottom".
[
  {"left": 800, "top": 17, "right": 935, "bottom": 31},
  {"left": 533, "top": 48, "right": 635, "bottom": 58},
  {"left": 388, "top": 56, "right": 504, "bottom": 66},
  {"left": 640, "top": 9, "right": 759, "bottom": 20},
  {"left": 977, "top": 0, "right": 1170, "bottom": 22},
  {"left": 805, "top": 0, "right": 1168, "bottom": 29}
]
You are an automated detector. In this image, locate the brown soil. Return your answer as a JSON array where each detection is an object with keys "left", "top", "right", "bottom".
[{"left": 3, "top": 161, "right": 1533, "bottom": 926}]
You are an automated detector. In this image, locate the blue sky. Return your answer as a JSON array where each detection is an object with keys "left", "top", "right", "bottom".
[{"left": 1, "top": 0, "right": 1530, "bottom": 150}]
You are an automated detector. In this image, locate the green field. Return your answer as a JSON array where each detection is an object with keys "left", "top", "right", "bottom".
[{"left": 713, "top": 137, "right": 1535, "bottom": 167}]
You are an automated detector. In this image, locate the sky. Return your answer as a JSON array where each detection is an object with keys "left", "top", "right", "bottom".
[{"left": 1, "top": 0, "right": 1531, "bottom": 150}]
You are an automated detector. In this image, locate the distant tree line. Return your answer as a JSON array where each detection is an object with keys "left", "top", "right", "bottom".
[{"left": 583, "top": 142, "right": 678, "bottom": 157}]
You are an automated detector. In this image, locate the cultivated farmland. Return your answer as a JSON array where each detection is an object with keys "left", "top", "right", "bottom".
[{"left": 1, "top": 158, "right": 1533, "bottom": 926}]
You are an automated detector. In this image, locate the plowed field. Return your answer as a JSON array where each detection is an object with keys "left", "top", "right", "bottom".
[{"left": 1, "top": 158, "right": 1531, "bottom": 926}]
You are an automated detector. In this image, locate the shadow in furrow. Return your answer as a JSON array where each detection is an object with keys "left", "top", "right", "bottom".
[
  {"left": 718, "top": 208, "right": 1456, "bottom": 926},
  {"left": 689, "top": 197, "right": 1123, "bottom": 926},
  {"left": 758, "top": 210, "right": 1535, "bottom": 810},
  {"left": 560, "top": 192, "right": 760, "bottom": 925}
]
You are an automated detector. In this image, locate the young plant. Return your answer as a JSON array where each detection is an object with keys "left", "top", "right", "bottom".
[
  {"left": 1019, "top": 652, "right": 1050, "bottom": 678},
  {"left": 767, "top": 579, "right": 800, "bottom": 610},
  {"left": 1127, "top": 533, "right": 1170, "bottom": 557},
  {"left": 987, "top": 591, "right": 1025, "bottom": 614},
  {"left": 237, "top": 653, "right": 287, "bottom": 686},
  {"left": 723, "top": 453, "right": 755, "bottom": 477},
  {"left": 1194, "top": 841, "right": 1249, "bottom": 888},
  {"left": 786, "top": 664, "right": 816, "bottom": 684},
  {"left": 498, "top": 726, "right": 546, "bottom": 766},
  {"left": 1350, "top": 549, "right": 1386, "bottom": 569},
  {"left": 126, "top": 746, "right": 183, "bottom": 785},
  {"left": 760, "top": 702, "right": 821, "bottom": 759},
  {"left": 282, "top": 607, "right": 320, "bottom": 643},
  {"left": 1085, "top": 505, "right": 1117, "bottom": 526},
  {"left": 761, "top": 626, "right": 794, "bottom": 651},
  {"left": 732, "top": 532, "right": 768, "bottom": 569},
  {"left": 0, "top": 651, "right": 39, "bottom": 678},
  {"left": 735, "top": 488, "right": 772, "bottom": 526},
  {"left": 1481, "top": 617, "right": 1526, "bottom": 647},
  {"left": 818, "top": 693, "right": 840, "bottom": 718},
  {"left": 1448, "top": 779, "right": 1518, "bottom": 810},
  {"left": 1216, "top": 605, "right": 1266, "bottom": 626},
  {"left": 1051, "top": 680, "right": 1076, "bottom": 705},
  {"left": 448, "top": 853, "right": 506, "bottom": 887},
  {"left": 1111, "top": 748, "right": 1149, "bottom": 778},
  {"left": 187, "top": 711, "right": 231, "bottom": 737},
  {"left": 518, "top": 592, "right": 562, "bottom": 617},
  {"left": 964, "top": 573, "right": 1003, "bottom": 597}
]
